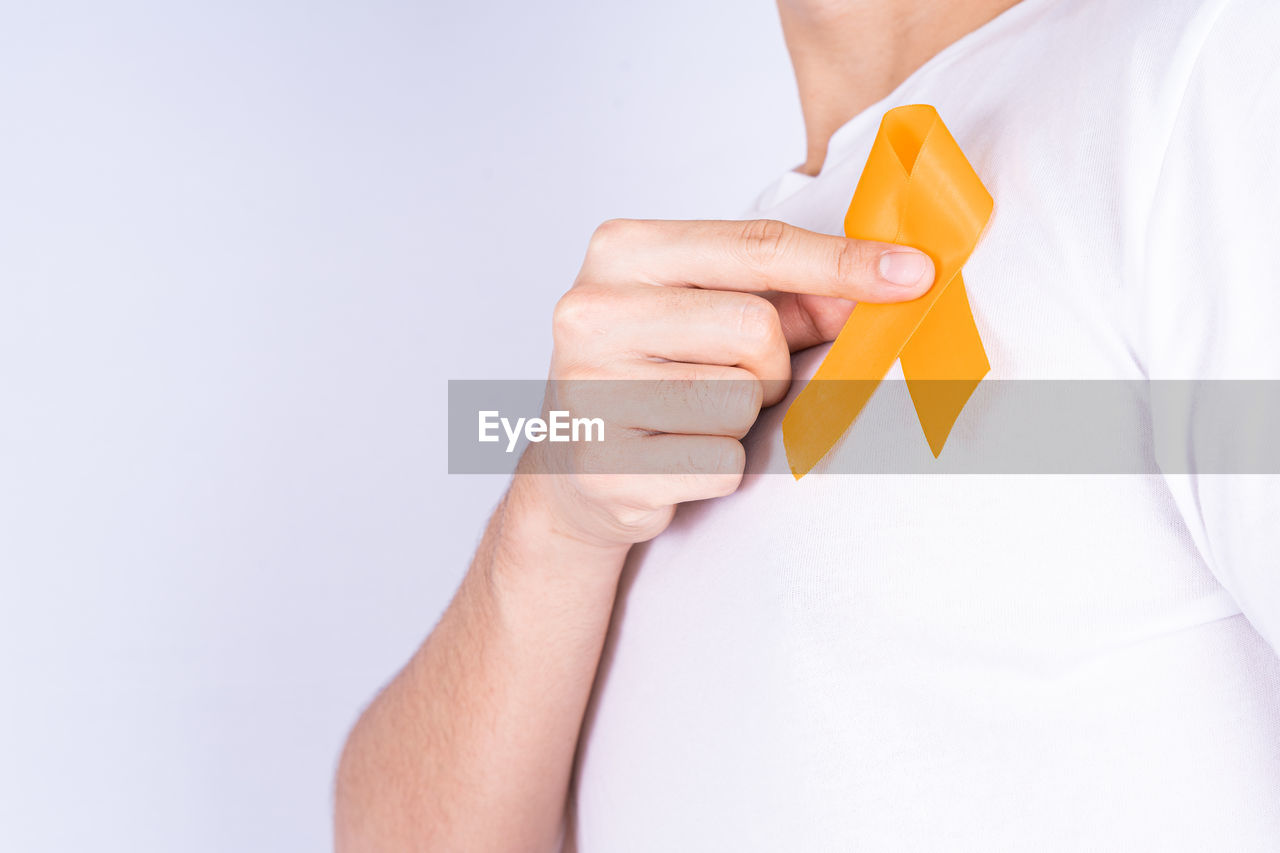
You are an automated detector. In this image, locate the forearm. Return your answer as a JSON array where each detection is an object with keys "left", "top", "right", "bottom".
[
  {"left": 333, "top": 214, "right": 913, "bottom": 849},
  {"left": 334, "top": 479, "right": 629, "bottom": 852}
]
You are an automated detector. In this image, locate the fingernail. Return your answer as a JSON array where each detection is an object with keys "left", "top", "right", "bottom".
[{"left": 878, "top": 250, "right": 933, "bottom": 290}]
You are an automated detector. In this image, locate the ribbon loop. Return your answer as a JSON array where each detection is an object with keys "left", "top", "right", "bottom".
[{"left": 781, "top": 105, "right": 993, "bottom": 478}]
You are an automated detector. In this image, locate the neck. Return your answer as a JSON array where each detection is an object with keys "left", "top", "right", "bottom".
[{"left": 777, "top": 0, "right": 1022, "bottom": 175}]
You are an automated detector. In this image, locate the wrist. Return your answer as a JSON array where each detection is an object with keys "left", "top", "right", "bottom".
[{"left": 484, "top": 477, "right": 632, "bottom": 604}]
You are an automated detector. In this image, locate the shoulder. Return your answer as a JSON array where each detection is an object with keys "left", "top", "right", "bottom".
[
  {"left": 1181, "top": 0, "right": 1280, "bottom": 105},
  {"left": 1159, "top": 0, "right": 1280, "bottom": 184},
  {"left": 1160, "top": 0, "right": 1279, "bottom": 99}
]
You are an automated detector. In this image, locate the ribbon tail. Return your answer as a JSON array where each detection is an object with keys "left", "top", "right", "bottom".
[
  {"left": 900, "top": 272, "right": 989, "bottom": 457},
  {"left": 782, "top": 379, "right": 883, "bottom": 478}
]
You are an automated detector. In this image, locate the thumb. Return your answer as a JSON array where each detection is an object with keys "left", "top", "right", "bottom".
[{"left": 768, "top": 291, "right": 861, "bottom": 353}]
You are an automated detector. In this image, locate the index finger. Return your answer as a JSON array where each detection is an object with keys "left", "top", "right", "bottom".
[{"left": 577, "top": 218, "right": 935, "bottom": 302}]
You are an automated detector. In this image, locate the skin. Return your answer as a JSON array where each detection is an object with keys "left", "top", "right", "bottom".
[
  {"left": 780, "top": 0, "right": 1024, "bottom": 175},
  {"left": 334, "top": 1, "right": 1022, "bottom": 850}
]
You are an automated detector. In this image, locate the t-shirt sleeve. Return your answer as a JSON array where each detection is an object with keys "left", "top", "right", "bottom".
[{"left": 1143, "top": 0, "right": 1280, "bottom": 651}]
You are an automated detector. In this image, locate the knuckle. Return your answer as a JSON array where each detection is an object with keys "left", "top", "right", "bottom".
[
  {"left": 735, "top": 297, "right": 786, "bottom": 358},
  {"left": 720, "top": 379, "right": 764, "bottom": 436},
  {"left": 688, "top": 376, "right": 721, "bottom": 413},
  {"left": 611, "top": 503, "right": 675, "bottom": 542},
  {"left": 688, "top": 437, "right": 745, "bottom": 476},
  {"left": 719, "top": 438, "right": 747, "bottom": 476},
  {"left": 833, "top": 238, "right": 874, "bottom": 286},
  {"left": 551, "top": 286, "right": 605, "bottom": 342},
  {"left": 735, "top": 295, "right": 777, "bottom": 339},
  {"left": 737, "top": 219, "right": 792, "bottom": 270},
  {"left": 577, "top": 474, "right": 673, "bottom": 537},
  {"left": 610, "top": 503, "right": 657, "bottom": 529},
  {"left": 695, "top": 439, "right": 746, "bottom": 484},
  {"left": 587, "top": 218, "right": 636, "bottom": 256}
]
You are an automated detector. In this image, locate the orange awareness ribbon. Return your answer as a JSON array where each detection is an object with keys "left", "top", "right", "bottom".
[{"left": 781, "top": 104, "right": 994, "bottom": 479}]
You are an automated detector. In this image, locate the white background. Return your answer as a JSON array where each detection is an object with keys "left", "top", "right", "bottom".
[{"left": 0, "top": 1, "right": 801, "bottom": 849}]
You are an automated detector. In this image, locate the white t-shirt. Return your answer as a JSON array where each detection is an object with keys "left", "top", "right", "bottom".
[{"left": 569, "top": 0, "right": 1280, "bottom": 849}]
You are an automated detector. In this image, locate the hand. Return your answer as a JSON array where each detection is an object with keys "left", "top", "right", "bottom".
[{"left": 512, "top": 218, "right": 934, "bottom": 549}]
